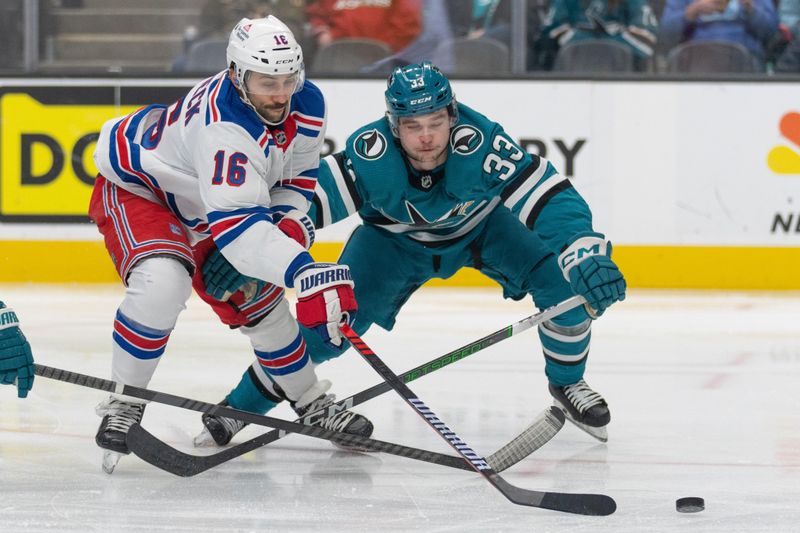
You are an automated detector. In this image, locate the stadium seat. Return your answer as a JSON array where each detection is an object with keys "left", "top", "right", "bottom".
[
  {"left": 309, "top": 39, "right": 392, "bottom": 75},
  {"left": 553, "top": 39, "right": 636, "bottom": 73},
  {"left": 433, "top": 37, "right": 510, "bottom": 75},
  {"left": 183, "top": 38, "right": 228, "bottom": 73},
  {"left": 666, "top": 40, "right": 762, "bottom": 73}
]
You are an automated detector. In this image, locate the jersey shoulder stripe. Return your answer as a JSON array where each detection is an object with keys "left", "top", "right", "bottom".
[
  {"left": 290, "top": 81, "right": 325, "bottom": 138},
  {"left": 108, "top": 106, "right": 168, "bottom": 202},
  {"left": 205, "top": 73, "right": 268, "bottom": 145}
]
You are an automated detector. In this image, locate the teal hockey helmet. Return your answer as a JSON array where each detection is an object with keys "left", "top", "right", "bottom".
[{"left": 384, "top": 61, "right": 458, "bottom": 136}]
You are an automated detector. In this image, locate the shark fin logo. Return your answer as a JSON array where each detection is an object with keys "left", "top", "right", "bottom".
[
  {"left": 768, "top": 112, "right": 800, "bottom": 174},
  {"left": 353, "top": 129, "right": 387, "bottom": 161},
  {"left": 450, "top": 125, "right": 483, "bottom": 156}
]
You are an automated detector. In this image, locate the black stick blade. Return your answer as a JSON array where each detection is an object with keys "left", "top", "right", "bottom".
[
  {"left": 538, "top": 492, "right": 617, "bottom": 516},
  {"left": 491, "top": 475, "right": 617, "bottom": 515},
  {"left": 127, "top": 423, "right": 203, "bottom": 477}
]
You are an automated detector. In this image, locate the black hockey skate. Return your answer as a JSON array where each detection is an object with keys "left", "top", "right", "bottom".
[
  {"left": 95, "top": 396, "right": 146, "bottom": 473},
  {"left": 549, "top": 379, "right": 610, "bottom": 442},
  {"left": 293, "top": 393, "right": 375, "bottom": 452},
  {"left": 194, "top": 399, "right": 249, "bottom": 447}
]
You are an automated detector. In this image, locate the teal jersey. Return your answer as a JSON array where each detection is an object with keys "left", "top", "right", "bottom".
[{"left": 311, "top": 102, "right": 594, "bottom": 255}]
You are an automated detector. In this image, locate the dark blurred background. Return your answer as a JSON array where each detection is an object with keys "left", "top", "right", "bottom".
[{"left": 4, "top": 0, "right": 798, "bottom": 77}]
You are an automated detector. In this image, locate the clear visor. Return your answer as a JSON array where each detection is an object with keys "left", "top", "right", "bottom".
[{"left": 243, "top": 70, "right": 300, "bottom": 96}]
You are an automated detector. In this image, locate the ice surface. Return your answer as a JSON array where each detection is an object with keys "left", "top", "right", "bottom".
[{"left": 1, "top": 285, "right": 798, "bottom": 532}]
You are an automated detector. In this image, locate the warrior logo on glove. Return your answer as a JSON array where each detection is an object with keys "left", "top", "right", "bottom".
[
  {"left": 293, "top": 263, "right": 358, "bottom": 348},
  {"left": 297, "top": 267, "right": 352, "bottom": 291}
]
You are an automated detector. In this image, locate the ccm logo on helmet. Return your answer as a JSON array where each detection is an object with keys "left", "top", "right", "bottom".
[{"left": 410, "top": 96, "right": 432, "bottom": 105}]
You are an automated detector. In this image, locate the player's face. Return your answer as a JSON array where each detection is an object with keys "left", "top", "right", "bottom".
[
  {"left": 242, "top": 71, "right": 298, "bottom": 122},
  {"left": 397, "top": 109, "right": 450, "bottom": 171}
]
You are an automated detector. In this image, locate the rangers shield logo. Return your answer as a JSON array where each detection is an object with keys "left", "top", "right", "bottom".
[
  {"left": 450, "top": 125, "right": 483, "bottom": 156},
  {"left": 353, "top": 129, "right": 387, "bottom": 161}
]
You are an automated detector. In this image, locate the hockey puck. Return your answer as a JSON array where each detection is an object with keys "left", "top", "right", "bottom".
[{"left": 676, "top": 497, "right": 705, "bottom": 513}]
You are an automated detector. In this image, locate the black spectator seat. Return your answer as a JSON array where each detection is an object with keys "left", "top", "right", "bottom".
[
  {"left": 310, "top": 39, "right": 392, "bottom": 74},
  {"left": 666, "top": 40, "right": 762, "bottom": 73},
  {"left": 553, "top": 39, "right": 636, "bottom": 72},
  {"left": 183, "top": 38, "right": 228, "bottom": 73},
  {"left": 434, "top": 37, "right": 510, "bottom": 75}
]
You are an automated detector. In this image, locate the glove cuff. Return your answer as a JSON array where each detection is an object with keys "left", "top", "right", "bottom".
[
  {"left": 558, "top": 232, "right": 609, "bottom": 280},
  {"left": 0, "top": 307, "right": 20, "bottom": 331},
  {"left": 278, "top": 209, "right": 316, "bottom": 249},
  {"left": 294, "top": 263, "right": 354, "bottom": 296}
]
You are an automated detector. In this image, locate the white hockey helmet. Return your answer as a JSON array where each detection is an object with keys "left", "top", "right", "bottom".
[{"left": 226, "top": 16, "right": 305, "bottom": 98}]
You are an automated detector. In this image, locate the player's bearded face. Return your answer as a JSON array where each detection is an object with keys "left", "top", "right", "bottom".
[
  {"left": 242, "top": 71, "right": 298, "bottom": 122},
  {"left": 398, "top": 109, "right": 450, "bottom": 171}
]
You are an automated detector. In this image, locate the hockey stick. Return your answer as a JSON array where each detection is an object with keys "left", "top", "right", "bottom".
[
  {"left": 33, "top": 364, "right": 473, "bottom": 472},
  {"left": 339, "top": 324, "right": 616, "bottom": 516},
  {"left": 127, "top": 405, "right": 563, "bottom": 478},
  {"left": 124, "top": 295, "right": 587, "bottom": 476}
]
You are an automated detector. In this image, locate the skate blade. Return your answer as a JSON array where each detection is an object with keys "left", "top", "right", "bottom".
[
  {"left": 193, "top": 427, "right": 220, "bottom": 448},
  {"left": 564, "top": 415, "right": 608, "bottom": 442},
  {"left": 102, "top": 451, "right": 122, "bottom": 474},
  {"left": 553, "top": 401, "right": 609, "bottom": 443},
  {"left": 331, "top": 438, "right": 379, "bottom": 453}
]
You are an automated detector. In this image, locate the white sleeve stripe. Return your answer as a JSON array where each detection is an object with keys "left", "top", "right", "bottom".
[
  {"left": 516, "top": 174, "right": 568, "bottom": 225},
  {"left": 503, "top": 157, "right": 549, "bottom": 209},
  {"left": 542, "top": 345, "right": 590, "bottom": 363},
  {"left": 538, "top": 323, "right": 591, "bottom": 343},
  {"left": 621, "top": 31, "right": 653, "bottom": 56},
  {"left": 324, "top": 155, "right": 357, "bottom": 216}
]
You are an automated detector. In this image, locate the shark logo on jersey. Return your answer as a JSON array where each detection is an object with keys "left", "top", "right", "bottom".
[
  {"left": 450, "top": 125, "right": 483, "bottom": 156},
  {"left": 353, "top": 129, "right": 387, "bottom": 161},
  {"left": 377, "top": 199, "right": 484, "bottom": 230}
]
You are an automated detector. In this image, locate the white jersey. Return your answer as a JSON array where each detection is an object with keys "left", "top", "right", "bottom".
[{"left": 93, "top": 72, "right": 327, "bottom": 288}]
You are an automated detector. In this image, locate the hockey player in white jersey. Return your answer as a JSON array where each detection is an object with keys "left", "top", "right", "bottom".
[{"left": 89, "top": 16, "right": 371, "bottom": 474}]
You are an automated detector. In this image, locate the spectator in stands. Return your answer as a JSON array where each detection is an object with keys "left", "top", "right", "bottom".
[
  {"left": 770, "top": 0, "right": 799, "bottom": 70},
  {"left": 779, "top": 0, "right": 800, "bottom": 35},
  {"left": 536, "top": 0, "right": 659, "bottom": 70},
  {"left": 775, "top": 34, "right": 800, "bottom": 70},
  {"left": 447, "top": 0, "right": 512, "bottom": 44},
  {"left": 305, "top": 0, "right": 422, "bottom": 53},
  {"left": 528, "top": 0, "right": 558, "bottom": 70},
  {"left": 659, "top": 0, "right": 778, "bottom": 62},
  {"left": 364, "top": 0, "right": 456, "bottom": 74}
]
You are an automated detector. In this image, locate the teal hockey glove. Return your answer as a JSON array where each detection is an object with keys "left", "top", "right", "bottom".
[
  {"left": 0, "top": 301, "right": 34, "bottom": 398},
  {"left": 202, "top": 248, "right": 265, "bottom": 302},
  {"left": 202, "top": 211, "right": 314, "bottom": 302},
  {"left": 558, "top": 232, "right": 626, "bottom": 317}
]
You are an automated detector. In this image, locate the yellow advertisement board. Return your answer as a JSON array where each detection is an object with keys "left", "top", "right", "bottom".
[{"left": 0, "top": 93, "right": 136, "bottom": 219}]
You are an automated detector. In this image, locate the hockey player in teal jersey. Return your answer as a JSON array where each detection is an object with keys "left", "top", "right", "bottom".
[{"left": 202, "top": 61, "right": 625, "bottom": 442}]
